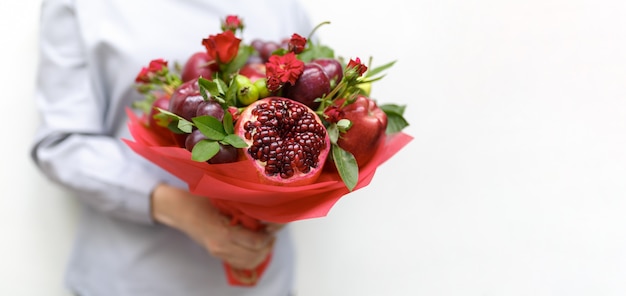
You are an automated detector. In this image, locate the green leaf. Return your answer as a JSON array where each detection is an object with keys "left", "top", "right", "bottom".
[
  {"left": 380, "top": 103, "right": 406, "bottom": 115},
  {"left": 327, "top": 123, "right": 339, "bottom": 144},
  {"left": 358, "top": 74, "right": 387, "bottom": 84},
  {"left": 271, "top": 48, "right": 289, "bottom": 57},
  {"left": 380, "top": 104, "right": 409, "bottom": 134},
  {"left": 153, "top": 112, "right": 171, "bottom": 127},
  {"left": 298, "top": 44, "right": 335, "bottom": 62},
  {"left": 156, "top": 108, "right": 180, "bottom": 118},
  {"left": 223, "top": 134, "right": 248, "bottom": 148},
  {"left": 332, "top": 144, "right": 358, "bottom": 191},
  {"left": 223, "top": 45, "right": 254, "bottom": 76},
  {"left": 386, "top": 113, "right": 410, "bottom": 134},
  {"left": 176, "top": 120, "right": 194, "bottom": 134},
  {"left": 224, "top": 78, "right": 239, "bottom": 107},
  {"left": 336, "top": 119, "right": 352, "bottom": 133},
  {"left": 191, "top": 140, "right": 220, "bottom": 162},
  {"left": 155, "top": 108, "right": 194, "bottom": 134},
  {"left": 164, "top": 119, "right": 193, "bottom": 134},
  {"left": 216, "top": 77, "right": 228, "bottom": 94},
  {"left": 222, "top": 112, "right": 234, "bottom": 134},
  {"left": 365, "top": 60, "right": 396, "bottom": 78},
  {"left": 198, "top": 77, "right": 219, "bottom": 101},
  {"left": 192, "top": 115, "right": 226, "bottom": 140},
  {"left": 132, "top": 97, "right": 153, "bottom": 114}
]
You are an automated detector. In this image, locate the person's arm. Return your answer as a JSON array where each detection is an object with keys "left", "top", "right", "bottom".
[
  {"left": 32, "top": 1, "right": 281, "bottom": 267},
  {"left": 30, "top": 0, "right": 163, "bottom": 224},
  {"left": 32, "top": 1, "right": 299, "bottom": 273}
]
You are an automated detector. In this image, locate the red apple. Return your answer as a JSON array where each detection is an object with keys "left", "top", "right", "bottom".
[
  {"left": 181, "top": 52, "right": 215, "bottom": 82},
  {"left": 168, "top": 78, "right": 204, "bottom": 121},
  {"left": 147, "top": 94, "right": 170, "bottom": 129},
  {"left": 147, "top": 94, "right": 186, "bottom": 147},
  {"left": 335, "top": 95, "right": 388, "bottom": 167}
]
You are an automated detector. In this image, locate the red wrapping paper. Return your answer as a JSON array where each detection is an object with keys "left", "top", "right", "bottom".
[{"left": 122, "top": 108, "right": 413, "bottom": 285}]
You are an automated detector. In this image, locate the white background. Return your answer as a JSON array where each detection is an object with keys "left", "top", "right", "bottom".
[{"left": 2, "top": 0, "right": 626, "bottom": 295}]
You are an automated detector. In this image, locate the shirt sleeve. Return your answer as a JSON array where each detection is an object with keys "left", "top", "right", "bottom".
[{"left": 30, "top": 0, "right": 164, "bottom": 225}]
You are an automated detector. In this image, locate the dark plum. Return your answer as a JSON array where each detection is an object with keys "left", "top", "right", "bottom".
[
  {"left": 312, "top": 58, "right": 343, "bottom": 88},
  {"left": 251, "top": 39, "right": 266, "bottom": 53},
  {"left": 280, "top": 37, "right": 290, "bottom": 50},
  {"left": 282, "top": 63, "right": 331, "bottom": 110},
  {"left": 258, "top": 41, "right": 281, "bottom": 62},
  {"left": 246, "top": 55, "right": 264, "bottom": 65}
]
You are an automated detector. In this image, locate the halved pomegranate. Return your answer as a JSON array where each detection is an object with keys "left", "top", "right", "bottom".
[{"left": 235, "top": 97, "right": 330, "bottom": 186}]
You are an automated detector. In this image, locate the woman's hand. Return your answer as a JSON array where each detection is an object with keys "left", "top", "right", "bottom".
[{"left": 151, "top": 183, "right": 280, "bottom": 270}]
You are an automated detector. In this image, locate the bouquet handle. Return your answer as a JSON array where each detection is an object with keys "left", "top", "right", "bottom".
[
  {"left": 212, "top": 199, "right": 272, "bottom": 286},
  {"left": 223, "top": 252, "right": 272, "bottom": 286}
]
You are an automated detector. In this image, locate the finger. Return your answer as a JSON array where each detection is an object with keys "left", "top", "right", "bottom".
[
  {"left": 264, "top": 223, "right": 285, "bottom": 234},
  {"left": 221, "top": 238, "right": 275, "bottom": 270},
  {"left": 229, "top": 226, "right": 274, "bottom": 250}
]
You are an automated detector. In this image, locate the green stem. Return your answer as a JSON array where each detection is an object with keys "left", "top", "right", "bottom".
[{"left": 306, "top": 21, "right": 331, "bottom": 44}]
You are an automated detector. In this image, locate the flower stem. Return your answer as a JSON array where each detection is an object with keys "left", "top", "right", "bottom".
[{"left": 306, "top": 21, "right": 331, "bottom": 45}]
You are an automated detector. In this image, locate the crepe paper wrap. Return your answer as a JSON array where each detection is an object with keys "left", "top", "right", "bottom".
[{"left": 122, "top": 108, "right": 413, "bottom": 285}]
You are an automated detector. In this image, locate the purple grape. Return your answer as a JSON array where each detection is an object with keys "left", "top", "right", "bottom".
[
  {"left": 208, "top": 144, "right": 238, "bottom": 164},
  {"left": 195, "top": 100, "right": 225, "bottom": 121},
  {"left": 185, "top": 129, "right": 238, "bottom": 164}
]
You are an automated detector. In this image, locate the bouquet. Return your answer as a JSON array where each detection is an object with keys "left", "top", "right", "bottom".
[{"left": 123, "top": 15, "right": 413, "bottom": 286}]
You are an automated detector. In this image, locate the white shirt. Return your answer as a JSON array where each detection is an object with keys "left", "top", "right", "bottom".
[{"left": 30, "top": 0, "right": 313, "bottom": 295}]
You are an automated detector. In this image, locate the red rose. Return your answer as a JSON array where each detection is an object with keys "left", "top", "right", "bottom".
[
  {"left": 202, "top": 30, "right": 241, "bottom": 64},
  {"left": 135, "top": 58, "right": 168, "bottom": 83},
  {"left": 135, "top": 67, "right": 151, "bottom": 83},
  {"left": 147, "top": 59, "right": 168, "bottom": 73},
  {"left": 288, "top": 33, "right": 307, "bottom": 54},
  {"left": 347, "top": 57, "right": 368, "bottom": 77},
  {"left": 222, "top": 15, "right": 244, "bottom": 32},
  {"left": 323, "top": 105, "right": 344, "bottom": 124}
]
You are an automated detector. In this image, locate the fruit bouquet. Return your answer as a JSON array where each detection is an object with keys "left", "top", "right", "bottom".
[{"left": 123, "top": 15, "right": 412, "bottom": 286}]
